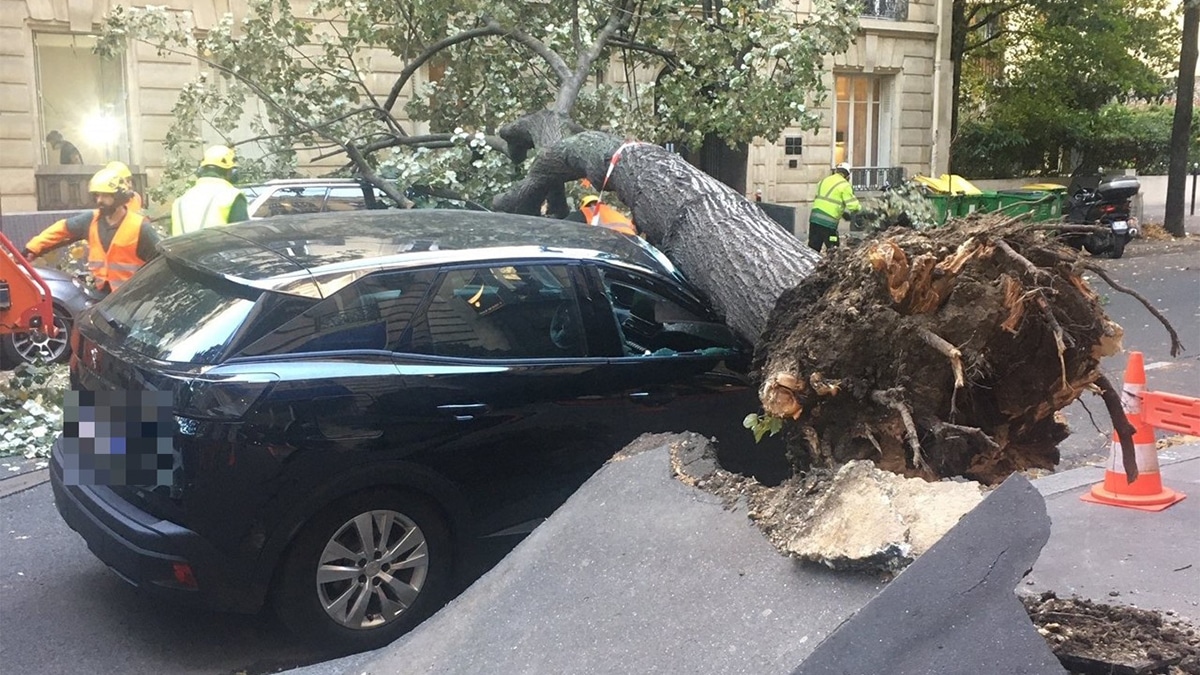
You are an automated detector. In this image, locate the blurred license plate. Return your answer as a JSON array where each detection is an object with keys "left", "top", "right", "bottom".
[{"left": 1111, "top": 220, "right": 1129, "bottom": 232}]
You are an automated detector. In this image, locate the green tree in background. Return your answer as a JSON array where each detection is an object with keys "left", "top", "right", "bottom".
[
  {"left": 98, "top": 0, "right": 858, "bottom": 209},
  {"left": 950, "top": 0, "right": 1179, "bottom": 177}
]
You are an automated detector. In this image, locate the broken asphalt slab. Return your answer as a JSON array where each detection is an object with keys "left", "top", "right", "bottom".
[
  {"left": 793, "top": 473, "right": 1063, "bottom": 675},
  {"left": 289, "top": 443, "right": 1063, "bottom": 675}
]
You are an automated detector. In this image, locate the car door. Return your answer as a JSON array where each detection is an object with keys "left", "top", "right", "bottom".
[
  {"left": 383, "top": 261, "right": 628, "bottom": 537},
  {"left": 579, "top": 263, "right": 781, "bottom": 476}
]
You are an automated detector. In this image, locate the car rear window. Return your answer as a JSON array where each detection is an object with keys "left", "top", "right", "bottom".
[{"left": 96, "top": 258, "right": 265, "bottom": 364}]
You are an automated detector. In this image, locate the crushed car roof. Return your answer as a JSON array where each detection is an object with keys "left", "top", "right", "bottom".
[{"left": 158, "top": 209, "right": 676, "bottom": 298}]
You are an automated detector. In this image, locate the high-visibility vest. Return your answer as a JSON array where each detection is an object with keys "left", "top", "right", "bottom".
[
  {"left": 171, "top": 177, "right": 243, "bottom": 236},
  {"left": 809, "top": 173, "right": 861, "bottom": 229},
  {"left": 582, "top": 203, "right": 637, "bottom": 237},
  {"left": 86, "top": 210, "right": 149, "bottom": 291}
]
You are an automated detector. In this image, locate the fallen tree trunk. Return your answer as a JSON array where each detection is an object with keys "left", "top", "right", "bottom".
[
  {"left": 493, "top": 129, "right": 816, "bottom": 343},
  {"left": 493, "top": 128, "right": 1175, "bottom": 485}
]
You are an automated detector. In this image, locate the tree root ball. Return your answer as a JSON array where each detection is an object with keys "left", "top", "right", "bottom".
[{"left": 754, "top": 217, "right": 1124, "bottom": 485}]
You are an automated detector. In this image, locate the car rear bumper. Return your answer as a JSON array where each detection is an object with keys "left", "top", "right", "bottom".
[{"left": 50, "top": 437, "right": 265, "bottom": 613}]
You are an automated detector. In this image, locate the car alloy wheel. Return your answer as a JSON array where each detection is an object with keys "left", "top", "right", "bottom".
[
  {"left": 274, "top": 490, "right": 452, "bottom": 652},
  {"left": 4, "top": 306, "right": 71, "bottom": 365},
  {"left": 316, "top": 509, "right": 430, "bottom": 630}
]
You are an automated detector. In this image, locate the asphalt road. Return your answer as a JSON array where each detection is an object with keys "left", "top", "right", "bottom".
[
  {"left": 0, "top": 484, "right": 338, "bottom": 674},
  {"left": 1055, "top": 243, "right": 1200, "bottom": 470},
  {"left": 0, "top": 237, "right": 1195, "bottom": 675}
]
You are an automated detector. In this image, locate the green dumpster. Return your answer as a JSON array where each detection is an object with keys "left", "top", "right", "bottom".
[
  {"left": 925, "top": 194, "right": 953, "bottom": 225},
  {"left": 993, "top": 189, "right": 1064, "bottom": 222},
  {"left": 952, "top": 193, "right": 992, "bottom": 218},
  {"left": 924, "top": 193, "right": 988, "bottom": 224}
]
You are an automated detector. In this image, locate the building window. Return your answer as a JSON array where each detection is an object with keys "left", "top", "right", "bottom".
[
  {"left": 860, "top": 0, "right": 908, "bottom": 21},
  {"left": 34, "top": 33, "right": 129, "bottom": 166},
  {"left": 833, "top": 75, "right": 893, "bottom": 171},
  {"left": 784, "top": 137, "right": 803, "bottom": 156}
]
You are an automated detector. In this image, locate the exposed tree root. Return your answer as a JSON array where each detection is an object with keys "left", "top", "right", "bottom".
[
  {"left": 1094, "top": 374, "right": 1139, "bottom": 483},
  {"left": 1083, "top": 263, "right": 1186, "bottom": 357},
  {"left": 917, "top": 327, "right": 964, "bottom": 389},
  {"left": 871, "top": 388, "right": 928, "bottom": 472},
  {"left": 755, "top": 214, "right": 1180, "bottom": 484}
]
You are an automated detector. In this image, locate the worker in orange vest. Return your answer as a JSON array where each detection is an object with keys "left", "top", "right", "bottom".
[
  {"left": 579, "top": 195, "right": 638, "bottom": 237},
  {"left": 22, "top": 166, "right": 161, "bottom": 295},
  {"left": 104, "top": 161, "right": 145, "bottom": 214}
]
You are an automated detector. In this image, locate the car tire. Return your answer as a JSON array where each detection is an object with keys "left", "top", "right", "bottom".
[
  {"left": 272, "top": 490, "right": 453, "bottom": 653},
  {"left": 1, "top": 304, "right": 72, "bottom": 366}
]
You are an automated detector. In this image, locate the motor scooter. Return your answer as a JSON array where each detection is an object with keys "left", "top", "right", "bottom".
[{"left": 1058, "top": 174, "right": 1140, "bottom": 259}]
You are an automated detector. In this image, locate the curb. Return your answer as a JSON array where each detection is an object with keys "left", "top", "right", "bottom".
[{"left": 0, "top": 456, "right": 51, "bottom": 498}]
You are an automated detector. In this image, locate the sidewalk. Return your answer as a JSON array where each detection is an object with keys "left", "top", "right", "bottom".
[{"left": 1024, "top": 442, "right": 1200, "bottom": 622}]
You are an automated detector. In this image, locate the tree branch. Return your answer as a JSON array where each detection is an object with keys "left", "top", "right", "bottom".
[
  {"left": 1084, "top": 262, "right": 1185, "bottom": 357},
  {"left": 552, "top": 0, "right": 637, "bottom": 113},
  {"left": 382, "top": 25, "right": 506, "bottom": 114},
  {"left": 483, "top": 16, "right": 573, "bottom": 83},
  {"left": 344, "top": 142, "right": 407, "bottom": 206}
]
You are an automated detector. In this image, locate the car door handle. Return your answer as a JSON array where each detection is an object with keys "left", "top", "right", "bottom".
[
  {"left": 437, "top": 403, "right": 489, "bottom": 422},
  {"left": 628, "top": 391, "right": 675, "bottom": 405}
]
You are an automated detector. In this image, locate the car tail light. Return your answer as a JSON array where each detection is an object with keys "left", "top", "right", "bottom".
[
  {"left": 175, "top": 372, "right": 278, "bottom": 421},
  {"left": 171, "top": 562, "right": 198, "bottom": 589}
]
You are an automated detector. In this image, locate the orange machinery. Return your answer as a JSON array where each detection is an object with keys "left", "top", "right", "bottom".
[{"left": 0, "top": 231, "right": 55, "bottom": 342}]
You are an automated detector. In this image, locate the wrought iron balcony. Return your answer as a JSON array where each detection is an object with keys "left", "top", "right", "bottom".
[
  {"left": 860, "top": 0, "right": 908, "bottom": 21},
  {"left": 849, "top": 166, "right": 906, "bottom": 192}
]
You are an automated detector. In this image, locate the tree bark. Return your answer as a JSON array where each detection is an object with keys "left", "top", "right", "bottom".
[
  {"left": 491, "top": 130, "right": 819, "bottom": 342},
  {"left": 1164, "top": 2, "right": 1199, "bottom": 238}
]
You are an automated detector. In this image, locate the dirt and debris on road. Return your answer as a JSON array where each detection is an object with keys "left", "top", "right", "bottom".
[{"left": 1024, "top": 591, "right": 1200, "bottom": 674}]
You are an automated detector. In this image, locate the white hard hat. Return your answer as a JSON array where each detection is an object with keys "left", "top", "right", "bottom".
[{"left": 835, "top": 162, "right": 852, "bottom": 173}]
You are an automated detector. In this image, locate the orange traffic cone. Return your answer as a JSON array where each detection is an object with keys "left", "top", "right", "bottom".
[{"left": 1081, "top": 352, "right": 1186, "bottom": 512}]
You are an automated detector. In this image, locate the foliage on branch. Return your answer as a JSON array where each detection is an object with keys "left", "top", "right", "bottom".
[
  {"left": 0, "top": 363, "right": 67, "bottom": 460},
  {"left": 96, "top": 0, "right": 857, "bottom": 203}
]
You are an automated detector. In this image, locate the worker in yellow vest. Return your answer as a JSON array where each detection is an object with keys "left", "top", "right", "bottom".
[
  {"left": 170, "top": 145, "right": 249, "bottom": 236},
  {"left": 22, "top": 167, "right": 160, "bottom": 294},
  {"left": 807, "top": 162, "right": 861, "bottom": 252}
]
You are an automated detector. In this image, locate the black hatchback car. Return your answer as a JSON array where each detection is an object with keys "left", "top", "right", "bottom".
[{"left": 51, "top": 210, "right": 779, "bottom": 652}]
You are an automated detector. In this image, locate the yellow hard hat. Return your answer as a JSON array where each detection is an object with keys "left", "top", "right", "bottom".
[
  {"left": 105, "top": 161, "right": 133, "bottom": 189},
  {"left": 581, "top": 195, "right": 600, "bottom": 208},
  {"left": 88, "top": 167, "right": 125, "bottom": 194},
  {"left": 200, "top": 145, "right": 237, "bottom": 170}
]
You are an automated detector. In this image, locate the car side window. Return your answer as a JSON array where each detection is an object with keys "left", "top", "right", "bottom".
[
  {"left": 324, "top": 186, "right": 370, "bottom": 212},
  {"left": 238, "top": 270, "right": 437, "bottom": 356},
  {"left": 401, "top": 264, "right": 584, "bottom": 359},
  {"left": 262, "top": 186, "right": 328, "bottom": 217},
  {"left": 597, "top": 267, "right": 736, "bottom": 356}
]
